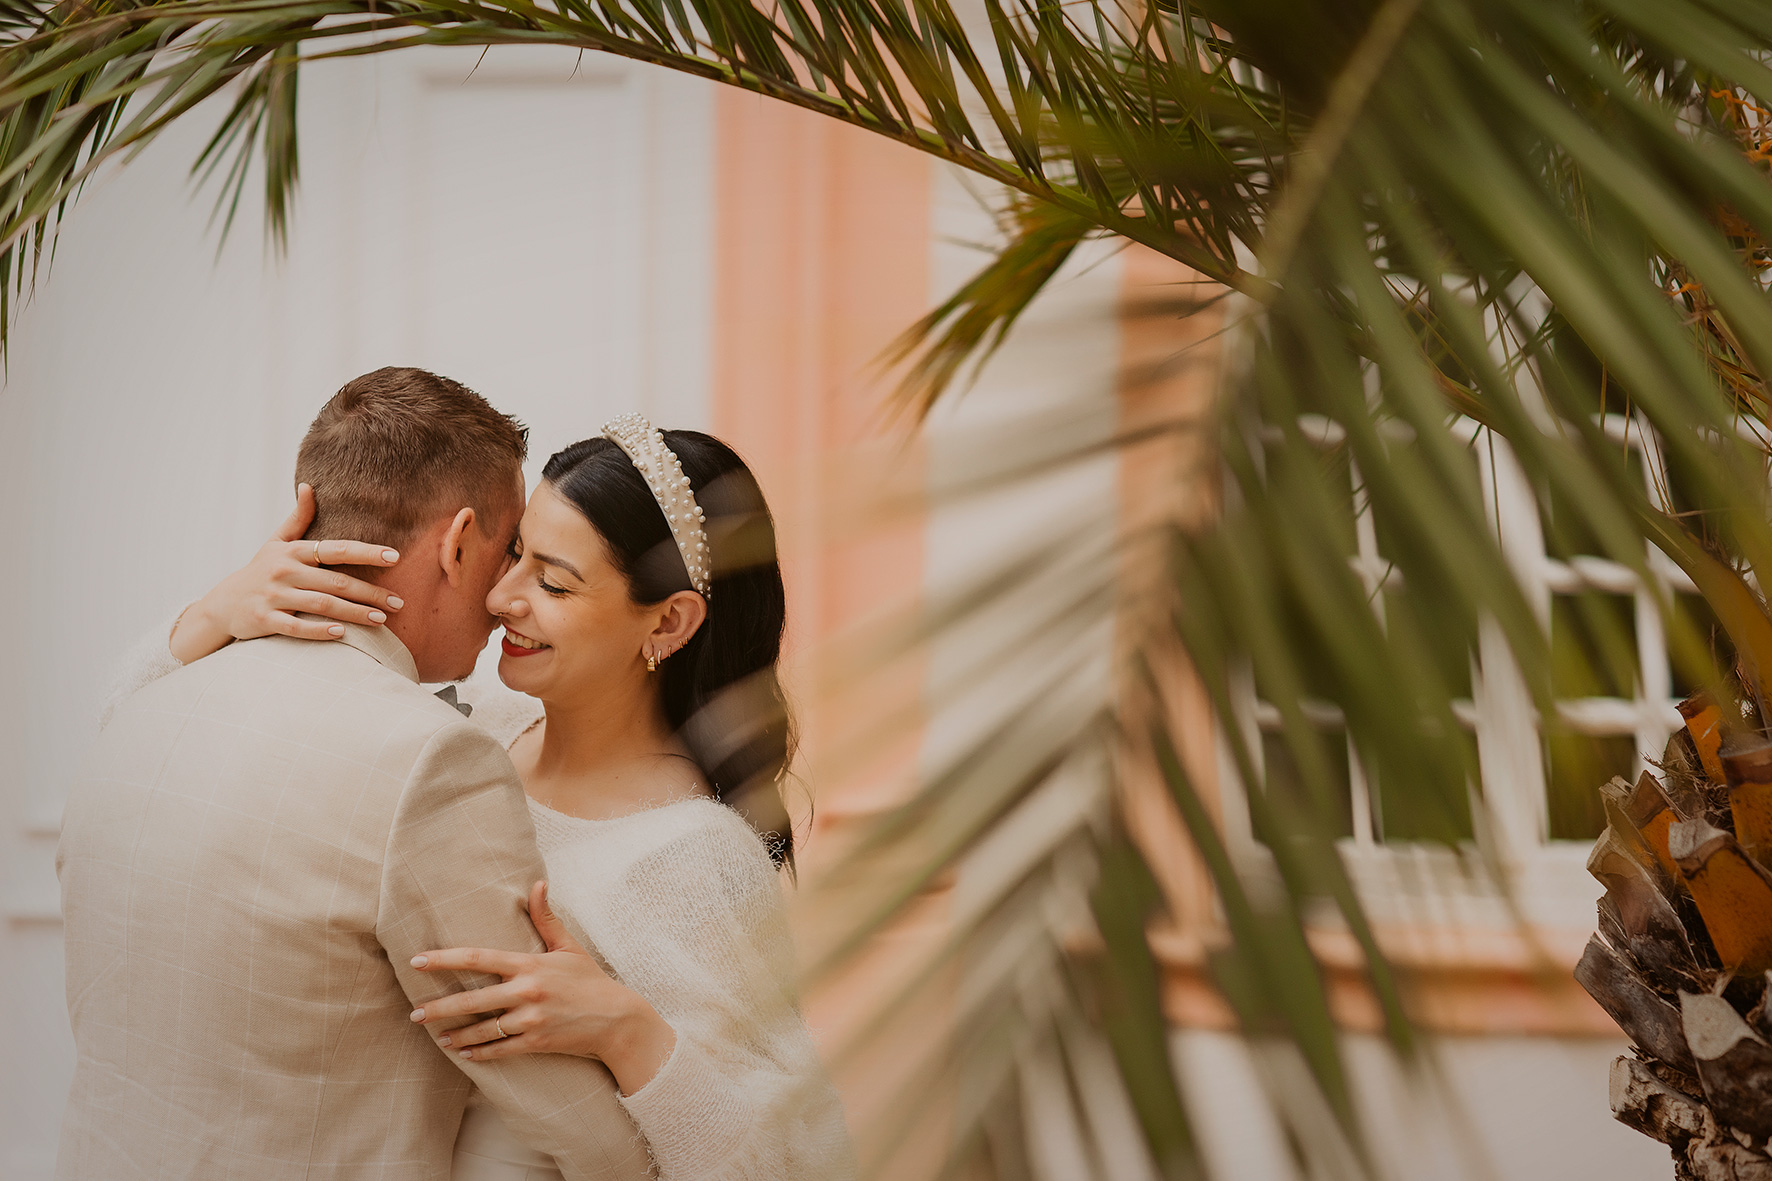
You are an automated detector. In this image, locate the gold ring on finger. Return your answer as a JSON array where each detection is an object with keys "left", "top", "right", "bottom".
[
  {"left": 494, "top": 1015, "right": 509, "bottom": 1039},
  {"left": 313, "top": 540, "right": 322, "bottom": 564}
]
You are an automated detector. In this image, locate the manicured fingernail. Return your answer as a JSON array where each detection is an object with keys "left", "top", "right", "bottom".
[
  {"left": 438, "top": 1035, "right": 452, "bottom": 1047},
  {"left": 387, "top": 596, "right": 405, "bottom": 610},
  {"left": 383, "top": 550, "right": 400, "bottom": 562},
  {"left": 368, "top": 610, "right": 387, "bottom": 624},
  {"left": 410, "top": 1009, "right": 424, "bottom": 1022},
  {"left": 328, "top": 625, "right": 345, "bottom": 637},
  {"left": 410, "top": 955, "right": 428, "bottom": 968},
  {"left": 459, "top": 1049, "right": 473, "bottom": 1059}
]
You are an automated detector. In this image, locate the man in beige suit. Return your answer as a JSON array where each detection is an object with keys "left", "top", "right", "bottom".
[{"left": 57, "top": 369, "right": 652, "bottom": 1180}]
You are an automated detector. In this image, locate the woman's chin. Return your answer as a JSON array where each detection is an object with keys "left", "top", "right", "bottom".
[{"left": 496, "top": 653, "right": 547, "bottom": 695}]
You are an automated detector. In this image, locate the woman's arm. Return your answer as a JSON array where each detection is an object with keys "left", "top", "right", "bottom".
[
  {"left": 99, "top": 486, "right": 406, "bottom": 729},
  {"left": 407, "top": 881, "right": 678, "bottom": 1096},
  {"left": 99, "top": 615, "right": 190, "bottom": 731},
  {"left": 168, "top": 484, "right": 404, "bottom": 663},
  {"left": 412, "top": 818, "right": 857, "bottom": 1181}
]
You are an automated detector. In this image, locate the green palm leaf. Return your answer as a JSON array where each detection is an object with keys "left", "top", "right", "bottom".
[{"left": 11, "top": 0, "right": 1772, "bottom": 1176}]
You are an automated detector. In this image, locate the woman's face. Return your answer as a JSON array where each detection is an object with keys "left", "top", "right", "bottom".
[{"left": 485, "top": 482, "right": 658, "bottom": 704}]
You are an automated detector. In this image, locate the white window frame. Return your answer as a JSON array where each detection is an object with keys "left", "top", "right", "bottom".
[{"left": 1217, "top": 413, "right": 1713, "bottom": 930}]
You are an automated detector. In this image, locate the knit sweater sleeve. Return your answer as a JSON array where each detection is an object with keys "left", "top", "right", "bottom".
[
  {"left": 97, "top": 611, "right": 187, "bottom": 730},
  {"left": 594, "top": 809, "right": 856, "bottom": 1181}
]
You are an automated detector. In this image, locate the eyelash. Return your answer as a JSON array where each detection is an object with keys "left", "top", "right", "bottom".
[{"left": 507, "top": 540, "right": 567, "bottom": 596}]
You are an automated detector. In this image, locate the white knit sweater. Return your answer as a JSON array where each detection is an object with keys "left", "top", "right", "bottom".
[{"left": 104, "top": 628, "right": 857, "bottom": 1181}]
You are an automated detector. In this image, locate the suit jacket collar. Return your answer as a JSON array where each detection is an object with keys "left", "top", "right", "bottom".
[{"left": 327, "top": 620, "right": 420, "bottom": 684}]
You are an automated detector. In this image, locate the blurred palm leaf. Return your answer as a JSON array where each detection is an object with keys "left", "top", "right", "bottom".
[{"left": 11, "top": 0, "right": 1772, "bottom": 1178}]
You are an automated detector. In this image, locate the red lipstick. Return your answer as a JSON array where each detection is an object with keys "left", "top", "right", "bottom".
[{"left": 501, "top": 629, "right": 550, "bottom": 658}]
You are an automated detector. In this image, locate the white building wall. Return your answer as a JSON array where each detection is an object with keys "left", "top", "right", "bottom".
[
  {"left": 0, "top": 51, "right": 715, "bottom": 1178},
  {"left": 1175, "top": 1031, "right": 1668, "bottom": 1181},
  {"left": 919, "top": 163, "right": 1123, "bottom": 798}
]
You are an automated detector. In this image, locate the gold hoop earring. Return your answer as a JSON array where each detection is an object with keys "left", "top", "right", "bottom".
[{"left": 646, "top": 650, "right": 658, "bottom": 673}]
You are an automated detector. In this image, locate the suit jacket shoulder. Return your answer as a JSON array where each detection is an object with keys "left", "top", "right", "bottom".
[{"left": 57, "top": 628, "right": 649, "bottom": 1181}]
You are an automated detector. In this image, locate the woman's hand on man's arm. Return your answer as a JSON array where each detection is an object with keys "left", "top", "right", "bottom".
[
  {"left": 169, "top": 484, "right": 405, "bottom": 664},
  {"left": 408, "top": 880, "right": 678, "bottom": 1097}
]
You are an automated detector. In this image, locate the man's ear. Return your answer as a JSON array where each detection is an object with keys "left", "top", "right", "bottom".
[{"left": 439, "top": 507, "right": 476, "bottom": 589}]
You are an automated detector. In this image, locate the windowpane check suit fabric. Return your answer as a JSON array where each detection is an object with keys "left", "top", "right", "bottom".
[{"left": 56, "top": 624, "right": 653, "bottom": 1181}]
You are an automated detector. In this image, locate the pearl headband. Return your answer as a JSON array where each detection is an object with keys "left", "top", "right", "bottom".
[{"left": 601, "top": 413, "right": 711, "bottom": 596}]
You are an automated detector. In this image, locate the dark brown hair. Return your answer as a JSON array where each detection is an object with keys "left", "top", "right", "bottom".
[
  {"left": 543, "top": 432, "right": 797, "bottom": 868},
  {"left": 295, "top": 367, "right": 529, "bottom": 547}
]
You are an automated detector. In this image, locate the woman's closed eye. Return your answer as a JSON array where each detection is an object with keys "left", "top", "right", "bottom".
[{"left": 538, "top": 576, "right": 569, "bottom": 596}]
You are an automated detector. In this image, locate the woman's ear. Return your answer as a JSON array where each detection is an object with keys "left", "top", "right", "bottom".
[
  {"left": 439, "top": 507, "right": 476, "bottom": 588},
  {"left": 652, "top": 591, "right": 708, "bottom": 656}
]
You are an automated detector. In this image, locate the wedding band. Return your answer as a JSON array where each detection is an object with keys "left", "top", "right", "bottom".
[
  {"left": 312, "top": 540, "right": 322, "bottom": 564},
  {"left": 494, "top": 1016, "right": 509, "bottom": 1039}
]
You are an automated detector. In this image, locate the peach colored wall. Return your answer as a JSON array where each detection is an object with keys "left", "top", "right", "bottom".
[
  {"left": 710, "top": 93, "right": 929, "bottom": 810},
  {"left": 710, "top": 92, "right": 950, "bottom": 1178},
  {"left": 1114, "top": 245, "right": 1229, "bottom": 935}
]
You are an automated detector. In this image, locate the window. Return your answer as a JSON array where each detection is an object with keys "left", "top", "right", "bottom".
[{"left": 1223, "top": 415, "right": 1708, "bottom": 926}]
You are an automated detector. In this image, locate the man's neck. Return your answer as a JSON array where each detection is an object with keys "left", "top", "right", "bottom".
[{"left": 372, "top": 564, "right": 445, "bottom": 680}]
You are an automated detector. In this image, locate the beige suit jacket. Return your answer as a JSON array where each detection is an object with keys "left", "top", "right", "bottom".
[{"left": 57, "top": 624, "right": 654, "bottom": 1181}]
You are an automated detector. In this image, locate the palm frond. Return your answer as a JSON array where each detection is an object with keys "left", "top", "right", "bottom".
[
  {"left": 0, "top": 0, "right": 1292, "bottom": 352},
  {"left": 14, "top": 0, "right": 1772, "bottom": 1177},
  {"left": 884, "top": 199, "right": 1099, "bottom": 416}
]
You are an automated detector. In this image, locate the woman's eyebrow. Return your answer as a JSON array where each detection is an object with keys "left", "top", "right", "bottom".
[{"left": 532, "top": 551, "right": 582, "bottom": 579}]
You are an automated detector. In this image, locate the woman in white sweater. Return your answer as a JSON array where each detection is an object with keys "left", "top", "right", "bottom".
[{"left": 126, "top": 418, "right": 856, "bottom": 1181}]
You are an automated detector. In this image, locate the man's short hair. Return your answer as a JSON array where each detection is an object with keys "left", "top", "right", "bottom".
[{"left": 295, "top": 367, "right": 529, "bottom": 547}]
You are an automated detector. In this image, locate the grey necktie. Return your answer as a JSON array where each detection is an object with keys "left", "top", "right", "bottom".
[{"left": 434, "top": 684, "right": 473, "bottom": 718}]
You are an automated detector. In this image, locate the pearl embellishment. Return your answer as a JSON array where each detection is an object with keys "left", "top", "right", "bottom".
[{"left": 601, "top": 412, "right": 713, "bottom": 595}]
